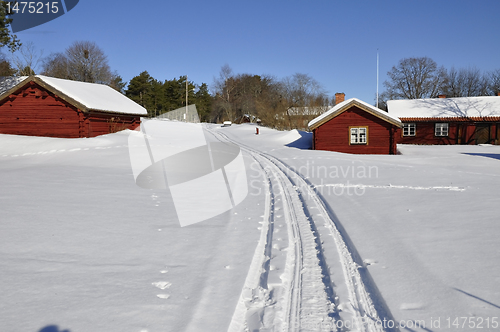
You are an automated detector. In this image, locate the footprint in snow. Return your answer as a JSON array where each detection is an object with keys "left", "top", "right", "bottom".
[
  {"left": 363, "top": 259, "right": 378, "bottom": 266},
  {"left": 400, "top": 302, "right": 425, "bottom": 310},
  {"left": 157, "top": 294, "right": 170, "bottom": 299},
  {"left": 152, "top": 281, "right": 172, "bottom": 290}
]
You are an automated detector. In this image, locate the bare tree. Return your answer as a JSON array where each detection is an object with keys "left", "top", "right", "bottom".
[
  {"left": 383, "top": 57, "right": 447, "bottom": 99},
  {"left": 279, "top": 73, "right": 328, "bottom": 129},
  {"left": 210, "top": 66, "right": 329, "bottom": 129},
  {"left": 41, "top": 52, "right": 69, "bottom": 78},
  {"left": 488, "top": 69, "right": 500, "bottom": 96},
  {"left": 211, "top": 64, "right": 236, "bottom": 122},
  {"left": 65, "top": 41, "right": 111, "bottom": 84},
  {"left": 11, "top": 41, "right": 43, "bottom": 76},
  {"left": 444, "top": 66, "right": 488, "bottom": 97}
]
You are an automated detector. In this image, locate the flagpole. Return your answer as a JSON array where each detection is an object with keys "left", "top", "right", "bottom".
[
  {"left": 185, "top": 75, "right": 188, "bottom": 122},
  {"left": 376, "top": 49, "right": 379, "bottom": 109}
]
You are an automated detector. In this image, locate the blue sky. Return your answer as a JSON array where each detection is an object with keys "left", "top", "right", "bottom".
[{"left": 11, "top": 0, "right": 500, "bottom": 104}]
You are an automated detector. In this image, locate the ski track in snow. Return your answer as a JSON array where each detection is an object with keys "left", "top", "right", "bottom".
[
  {"left": 207, "top": 127, "right": 391, "bottom": 332},
  {"left": 315, "top": 183, "right": 465, "bottom": 192}
]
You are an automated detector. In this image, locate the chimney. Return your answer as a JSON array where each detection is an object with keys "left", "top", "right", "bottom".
[
  {"left": 438, "top": 94, "right": 446, "bottom": 98},
  {"left": 335, "top": 92, "right": 345, "bottom": 105}
]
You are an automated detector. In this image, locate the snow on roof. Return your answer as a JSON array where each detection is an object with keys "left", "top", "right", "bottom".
[
  {"left": 387, "top": 96, "right": 500, "bottom": 119},
  {"left": 35, "top": 75, "right": 148, "bottom": 115},
  {"left": 0, "top": 76, "right": 28, "bottom": 95},
  {"left": 308, "top": 98, "right": 402, "bottom": 130},
  {"left": 0, "top": 75, "right": 147, "bottom": 116}
]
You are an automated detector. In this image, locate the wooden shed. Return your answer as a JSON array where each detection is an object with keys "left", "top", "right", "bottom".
[
  {"left": 387, "top": 96, "right": 500, "bottom": 145},
  {"left": 0, "top": 75, "right": 147, "bottom": 138},
  {"left": 308, "top": 97, "right": 402, "bottom": 154}
]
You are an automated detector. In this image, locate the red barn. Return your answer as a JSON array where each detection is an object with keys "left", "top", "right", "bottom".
[
  {"left": 0, "top": 75, "right": 147, "bottom": 138},
  {"left": 308, "top": 97, "right": 402, "bottom": 154},
  {"left": 387, "top": 96, "right": 500, "bottom": 145}
]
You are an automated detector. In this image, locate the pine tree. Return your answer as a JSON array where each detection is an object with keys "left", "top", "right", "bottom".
[
  {"left": 0, "top": 2, "right": 21, "bottom": 52},
  {"left": 125, "top": 71, "right": 156, "bottom": 115}
]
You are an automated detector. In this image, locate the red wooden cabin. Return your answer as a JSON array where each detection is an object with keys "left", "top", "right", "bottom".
[
  {"left": 387, "top": 96, "right": 500, "bottom": 145},
  {"left": 308, "top": 97, "right": 402, "bottom": 154},
  {"left": 0, "top": 75, "right": 147, "bottom": 138}
]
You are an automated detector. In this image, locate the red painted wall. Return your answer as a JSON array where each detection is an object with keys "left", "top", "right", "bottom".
[
  {"left": 87, "top": 113, "right": 140, "bottom": 137},
  {"left": 313, "top": 106, "right": 399, "bottom": 154},
  {"left": 397, "top": 122, "right": 499, "bottom": 145},
  {"left": 0, "top": 82, "right": 141, "bottom": 138}
]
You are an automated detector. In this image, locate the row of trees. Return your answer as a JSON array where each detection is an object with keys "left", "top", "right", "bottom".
[
  {"left": 1, "top": 22, "right": 499, "bottom": 128},
  {"left": 381, "top": 57, "right": 500, "bottom": 108},
  {"left": 211, "top": 64, "right": 330, "bottom": 129},
  {"left": 125, "top": 71, "right": 213, "bottom": 121},
  {"left": 123, "top": 65, "right": 331, "bottom": 129}
]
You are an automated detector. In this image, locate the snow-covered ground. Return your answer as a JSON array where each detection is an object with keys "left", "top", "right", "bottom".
[{"left": 1, "top": 122, "right": 499, "bottom": 332}]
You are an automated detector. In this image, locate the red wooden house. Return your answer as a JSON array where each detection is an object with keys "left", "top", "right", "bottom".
[
  {"left": 0, "top": 75, "right": 147, "bottom": 138},
  {"left": 308, "top": 96, "right": 402, "bottom": 154},
  {"left": 387, "top": 96, "right": 500, "bottom": 145}
]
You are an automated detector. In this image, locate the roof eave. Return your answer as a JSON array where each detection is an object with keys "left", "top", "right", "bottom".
[
  {"left": 309, "top": 99, "right": 402, "bottom": 130},
  {"left": 33, "top": 76, "right": 90, "bottom": 112},
  {"left": 87, "top": 108, "right": 146, "bottom": 117},
  {"left": 399, "top": 116, "right": 500, "bottom": 122},
  {"left": 0, "top": 76, "right": 31, "bottom": 103}
]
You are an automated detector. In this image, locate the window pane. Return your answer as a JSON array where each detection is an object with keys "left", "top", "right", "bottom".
[
  {"left": 359, "top": 128, "right": 366, "bottom": 143},
  {"left": 350, "top": 128, "right": 357, "bottom": 143},
  {"left": 435, "top": 123, "right": 449, "bottom": 136},
  {"left": 350, "top": 127, "right": 367, "bottom": 144},
  {"left": 403, "top": 123, "right": 416, "bottom": 136}
]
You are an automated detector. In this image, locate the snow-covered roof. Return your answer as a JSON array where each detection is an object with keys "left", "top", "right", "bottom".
[
  {"left": 387, "top": 96, "right": 500, "bottom": 119},
  {"left": 0, "top": 75, "right": 148, "bottom": 116},
  {"left": 308, "top": 98, "right": 402, "bottom": 130},
  {"left": 0, "top": 76, "right": 28, "bottom": 95}
]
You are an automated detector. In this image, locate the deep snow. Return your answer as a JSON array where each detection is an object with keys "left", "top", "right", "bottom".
[{"left": 1, "top": 122, "right": 499, "bottom": 332}]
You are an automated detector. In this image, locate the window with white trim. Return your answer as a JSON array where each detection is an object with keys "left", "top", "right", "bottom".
[
  {"left": 350, "top": 127, "right": 367, "bottom": 144},
  {"left": 403, "top": 123, "right": 416, "bottom": 136},
  {"left": 435, "top": 123, "right": 449, "bottom": 136}
]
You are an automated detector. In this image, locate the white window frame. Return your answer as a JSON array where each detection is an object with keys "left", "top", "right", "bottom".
[
  {"left": 435, "top": 123, "right": 449, "bottom": 137},
  {"left": 350, "top": 126, "right": 368, "bottom": 145},
  {"left": 403, "top": 123, "right": 416, "bottom": 136}
]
